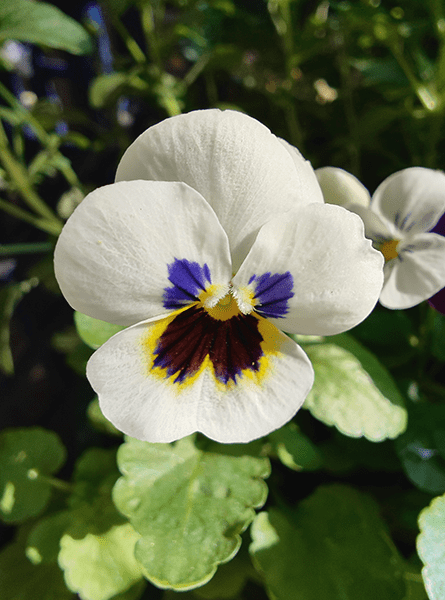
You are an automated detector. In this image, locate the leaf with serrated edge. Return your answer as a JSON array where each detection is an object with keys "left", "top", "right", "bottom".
[
  {"left": 417, "top": 493, "right": 445, "bottom": 600},
  {"left": 58, "top": 522, "right": 144, "bottom": 600},
  {"left": 113, "top": 436, "right": 270, "bottom": 590},
  {"left": 299, "top": 333, "right": 407, "bottom": 441}
]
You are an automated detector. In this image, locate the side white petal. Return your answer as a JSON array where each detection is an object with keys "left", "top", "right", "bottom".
[
  {"left": 371, "top": 167, "right": 445, "bottom": 235},
  {"left": 115, "top": 109, "right": 322, "bottom": 270},
  {"left": 87, "top": 318, "right": 314, "bottom": 444},
  {"left": 345, "top": 203, "right": 396, "bottom": 242},
  {"left": 380, "top": 232, "right": 445, "bottom": 309},
  {"left": 233, "top": 203, "right": 384, "bottom": 335},
  {"left": 315, "top": 166, "right": 372, "bottom": 208},
  {"left": 54, "top": 180, "right": 232, "bottom": 325}
]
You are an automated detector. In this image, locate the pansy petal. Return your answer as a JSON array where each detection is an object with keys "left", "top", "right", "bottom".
[
  {"left": 87, "top": 313, "right": 314, "bottom": 443},
  {"left": 115, "top": 109, "right": 323, "bottom": 270},
  {"left": 54, "top": 180, "right": 232, "bottom": 325},
  {"left": 380, "top": 232, "right": 445, "bottom": 309},
  {"left": 371, "top": 167, "right": 445, "bottom": 235},
  {"left": 315, "top": 166, "right": 372, "bottom": 209},
  {"left": 345, "top": 203, "right": 396, "bottom": 242},
  {"left": 233, "top": 203, "right": 384, "bottom": 335}
]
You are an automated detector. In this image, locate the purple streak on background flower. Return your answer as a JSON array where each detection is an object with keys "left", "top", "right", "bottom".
[{"left": 429, "top": 212, "right": 445, "bottom": 313}]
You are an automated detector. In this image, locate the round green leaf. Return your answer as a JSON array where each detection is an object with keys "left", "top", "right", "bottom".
[
  {"left": 0, "top": 0, "right": 92, "bottom": 54},
  {"left": 0, "top": 427, "right": 66, "bottom": 523},
  {"left": 250, "top": 485, "right": 407, "bottom": 600},
  {"left": 300, "top": 333, "right": 407, "bottom": 441},
  {"left": 74, "top": 311, "right": 125, "bottom": 350},
  {"left": 417, "top": 493, "right": 445, "bottom": 599},
  {"left": 113, "top": 436, "right": 270, "bottom": 591}
]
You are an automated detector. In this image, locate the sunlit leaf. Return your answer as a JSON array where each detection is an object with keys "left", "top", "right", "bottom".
[
  {"left": 0, "top": 0, "right": 92, "bottom": 54},
  {"left": 113, "top": 435, "right": 270, "bottom": 590},
  {"left": 417, "top": 493, "right": 445, "bottom": 600},
  {"left": 299, "top": 333, "right": 407, "bottom": 441}
]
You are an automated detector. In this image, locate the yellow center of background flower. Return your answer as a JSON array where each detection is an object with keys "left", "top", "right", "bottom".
[{"left": 380, "top": 239, "right": 400, "bottom": 261}]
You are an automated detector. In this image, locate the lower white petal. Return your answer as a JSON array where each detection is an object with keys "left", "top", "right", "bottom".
[
  {"left": 380, "top": 232, "right": 445, "bottom": 309},
  {"left": 87, "top": 311, "right": 314, "bottom": 444},
  {"left": 233, "top": 203, "right": 384, "bottom": 335}
]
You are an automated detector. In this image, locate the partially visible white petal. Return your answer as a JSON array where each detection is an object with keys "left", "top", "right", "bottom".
[
  {"left": 315, "top": 166, "right": 371, "bottom": 209},
  {"left": 115, "top": 109, "right": 322, "bottom": 270},
  {"left": 346, "top": 203, "right": 397, "bottom": 242},
  {"left": 279, "top": 139, "right": 324, "bottom": 204},
  {"left": 371, "top": 167, "right": 445, "bottom": 236},
  {"left": 380, "top": 232, "right": 445, "bottom": 309},
  {"left": 54, "top": 180, "right": 232, "bottom": 325},
  {"left": 87, "top": 317, "right": 314, "bottom": 444},
  {"left": 233, "top": 203, "right": 384, "bottom": 335}
]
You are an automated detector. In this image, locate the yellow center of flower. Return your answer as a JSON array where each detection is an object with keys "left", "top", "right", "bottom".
[
  {"left": 204, "top": 292, "right": 240, "bottom": 321},
  {"left": 380, "top": 239, "right": 400, "bottom": 262}
]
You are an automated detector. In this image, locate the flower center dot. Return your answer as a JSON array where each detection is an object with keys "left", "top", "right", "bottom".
[
  {"left": 380, "top": 239, "right": 400, "bottom": 262},
  {"left": 204, "top": 293, "right": 240, "bottom": 321}
]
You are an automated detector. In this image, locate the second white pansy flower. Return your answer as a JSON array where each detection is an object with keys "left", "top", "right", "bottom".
[
  {"left": 54, "top": 109, "right": 384, "bottom": 444},
  {"left": 316, "top": 166, "right": 445, "bottom": 310}
]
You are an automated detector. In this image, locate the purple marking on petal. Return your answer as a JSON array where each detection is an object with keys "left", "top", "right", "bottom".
[
  {"left": 431, "top": 211, "right": 445, "bottom": 236},
  {"left": 163, "top": 258, "right": 212, "bottom": 309},
  {"left": 251, "top": 271, "right": 294, "bottom": 319}
]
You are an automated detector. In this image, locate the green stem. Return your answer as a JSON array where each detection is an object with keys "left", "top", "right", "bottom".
[
  {"left": 112, "top": 17, "right": 146, "bottom": 64},
  {"left": 0, "top": 197, "right": 62, "bottom": 235},
  {"left": 0, "top": 242, "right": 54, "bottom": 256},
  {"left": 390, "top": 42, "right": 440, "bottom": 112},
  {"left": 28, "top": 471, "right": 73, "bottom": 493},
  {"left": 0, "top": 82, "right": 83, "bottom": 192},
  {"left": 140, "top": 1, "right": 164, "bottom": 69}
]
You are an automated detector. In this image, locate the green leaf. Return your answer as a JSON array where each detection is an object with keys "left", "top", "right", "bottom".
[
  {"left": 58, "top": 522, "right": 144, "bottom": 600},
  {"left": 299, "top": 333, "right": 407, "bottom": 441},
  {"left": 26, "top": 510, "right": 73, "bottom": 565},
  {"left": 395, "top": 404, "right": 445, "bottom": 494},
  {"left": 250, "top": 485, "right": 407, "bottom": 600},
  {"left": 0, "top": 0, "right": 92, "bottom": 54},
  {"left": 0, "top": 528, "right": 73, "bottom": 600},
  {"left": 52, "top": 448, "right": 145, "bottom": 600},
  {"left": 87, "top": 397, "right": 122, "bottom": 437},
  {"left": 417, "top": 493, "right": 445, "bottom": 600},
  {"left": 113, "top": 436, "right": 270, "bottom": 590},
  {"left": 0, "top": 427, "right": 66, "bottom": 523},
  {"left": 268, "top": 422, "right": 323, "bottom": 471},
  {"left": 74, "top": 311, "right": 125, "bottom": 350}
]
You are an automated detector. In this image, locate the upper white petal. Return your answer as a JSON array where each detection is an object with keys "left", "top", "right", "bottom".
[
  {"left": 371, "top": 167, "right": 445, "bottom": 236},
  {"left": 233, "top": 203, "right": 384, "bottom": 335},
  {"left": 379, "top": 232, "right": 445, "bottom": 309},
  {"left": 315, "top": 166, "right": 372, "bottom": 209},
  {"left": 87, "top": 318, "right": 314, "bottom": 444},
  {"left": 54, "top": 180, "right": 232, "bottom": 325},
  {"left": 115, "top": 109, "right": 323, "bottom": 270}
]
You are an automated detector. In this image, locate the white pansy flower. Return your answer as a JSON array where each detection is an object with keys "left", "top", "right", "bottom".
[
  {"left": 316, "top": 166, "right": 445, "bottom": 310},
  {"left": 54, "top": 109, "right": 384, "bottom": 444}
]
